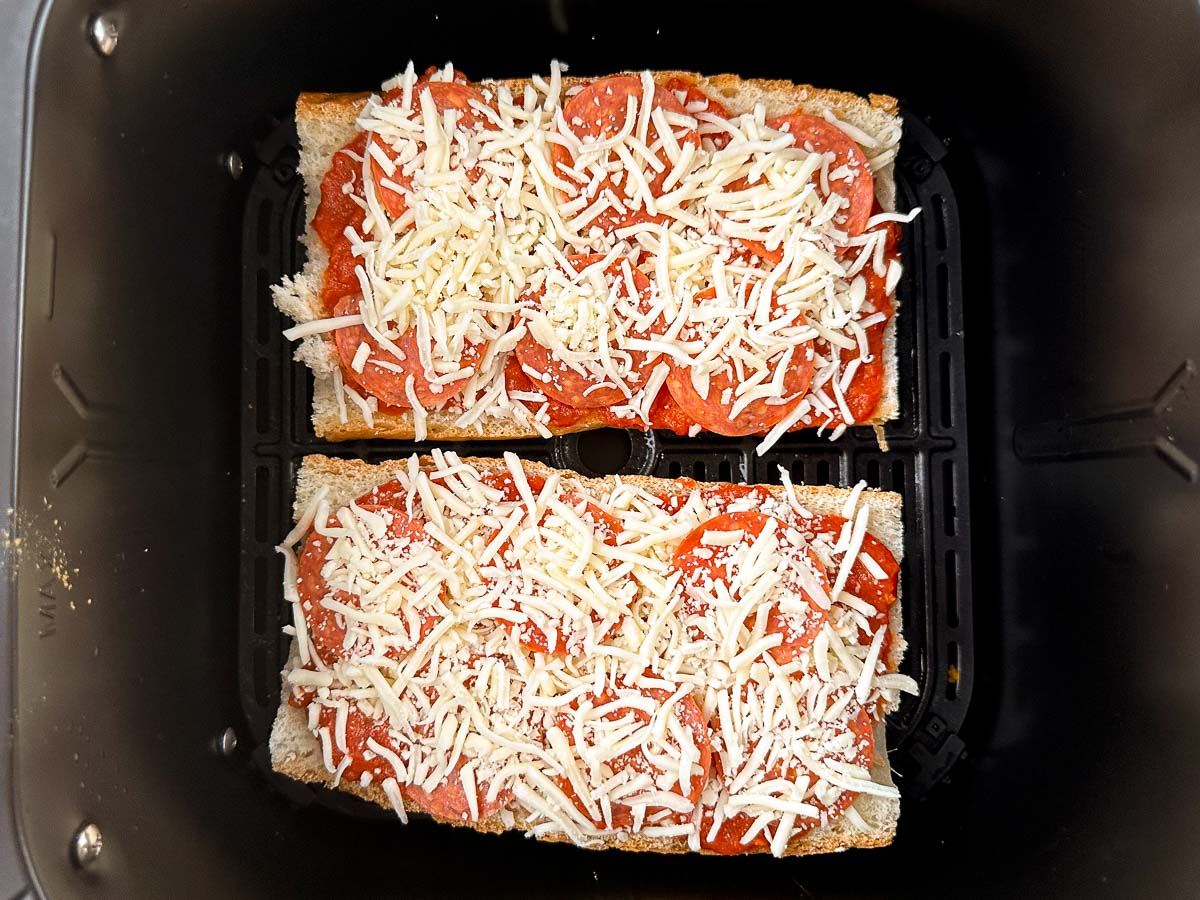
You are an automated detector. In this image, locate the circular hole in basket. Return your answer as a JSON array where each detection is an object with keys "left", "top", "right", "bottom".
[
  {"left": 551, "top": 429, "right": 658, "bottom": 477},
  {"left": 578, "top": 429, "right": 632, "bottom": 475}
]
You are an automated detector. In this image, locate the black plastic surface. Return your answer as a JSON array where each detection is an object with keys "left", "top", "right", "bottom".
[
  {"left": 8, "top": 0, "right": 1200, "bottom": 898},
  {"left": 239, "top": 110, "right": 974, "bottom": 812}
]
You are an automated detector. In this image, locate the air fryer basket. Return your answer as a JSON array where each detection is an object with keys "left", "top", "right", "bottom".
[
  {"left": 240, "top": 108, "right": 971, "bottom": 812},
  {"left": 5, "top": 1, "right": 1200, "bottom": 899}
]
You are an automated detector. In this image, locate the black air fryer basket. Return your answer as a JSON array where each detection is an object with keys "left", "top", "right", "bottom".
[{"left": 2, "top": 2, "right": 1199, "bottom": 898}]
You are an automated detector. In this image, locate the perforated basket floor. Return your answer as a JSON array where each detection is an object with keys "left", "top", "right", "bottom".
[{"left": 238, "top": 109, "right": 972, "bottom": 812}]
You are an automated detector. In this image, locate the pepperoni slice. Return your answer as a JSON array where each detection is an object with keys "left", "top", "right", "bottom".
[
  {"left": 553, "top": 76, "right": 700, "bottom": 233},
  {"left": 478, "top": 472, "right": 627, "bottom": 655},
  {"left": 663, "top": 77, "right": 733, "bottom": 149},
  {"left": 353, "top": 478, "right": 457, "bottom": 522},
  {"left": 825, "top": 252, "right": 896, "bottom": 427},
  {"left": 287, "top": 684, "right": 317, "bottom": 710},
  {"left": 737, "top": 238, "right": 783, "bottom": 267},
  {"left": 701, "top": 482, "right": 775, "bottom": 508},
  {"left": 652, "top": 482, "right": 776, "bottom": 518},
  {"left": 875, "top": 218, "right": 903, "bottom": 257},
  {"left": 672, "top": 511, "right": 829, "bottom": 662},
  {"left": 832, "top": 320, "right": 888, "bottom": 424},
  {"left": 323, "top": 244, "right": 364, "bottom": 312},
  {"left": 308, "top": 657, "right": 516, "bottom": 823},
  {"left": 313, "top": 702, "right": 410, "bottom": 785},
  {"left": 369, "top": 80, "right": 494, "bottom": 219},
  {"left": 723, "top": 115, "right": 874, "bottom": 265},
  {"left": 554, "top": 684, "right": 712, "bottom": 829},
  {"left": 515, "top": 254, "right": 662, "bottom": 409},
  {"left": 564, "top": 494, "right": 622, "bottom": 546},
  {"left": 331, "top": 295, "right": 482, "bottom": 409},
  {"left": 665, "top": 290, "right": 815, "bottom": 437},
  {"left": 404, "top": 762, "right": 512, "bottom": 823},
  {"left": 804, "top": 514, "right": 899, "bottom": 612},
  {"left": 665, "top": 349, "right": 812, "bottom": 437},
  {"left": 401, "top": 655, "right": 529, "bottom": 822},
  {"left": 296, "top": 504, "right": 440, "bottom": 665},
  {"left": 804, "top": 513, "right": 899, "bottom": 665},
  {"left": 714, "top": 214, "right": 787, "bottom": 268},
  {"left": 353, "top": 479, "right": 408, "bottom": 508},
  {"left": 857, "top": 608, "right": 895, "bottom": 669},
  {"left": 698, "top": 802, "right": 766, "bottom": 854},
  {"left": 596, "top": 382, "right": 692, "bottom": 434},
  {"left": 475, "top": 469, "right": 544, "bottom": 504},
  {"left": 502, "top": 353, "right": 591, "bottom": 427},
  {"left": 699, "top": 702, "right": 874, "bottom": 854},
  {"left": 767, "top": 113, "right": 874, "bottom": 237}
]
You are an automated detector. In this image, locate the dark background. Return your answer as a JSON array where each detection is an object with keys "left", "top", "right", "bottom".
[{"left": 3, "top": 1, "right": 1199, "bottom": 897}]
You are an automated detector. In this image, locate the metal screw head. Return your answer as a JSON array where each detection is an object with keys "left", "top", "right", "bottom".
[
  {"left": 89, "top": 14, "right": 119, "bottom": 56},
  {"left": 222, "top": 152, "right": 244, "bottom": 181},
  {"left": 216, "top": 726, "right": 238, "bottom": 756},
  {"left": 72, "top": 822, "right": 103, "bottom": 868}
]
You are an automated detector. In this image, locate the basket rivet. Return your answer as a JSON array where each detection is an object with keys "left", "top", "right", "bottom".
[
  {"left": 71, "top": 822, "right": 103, "bottom": 868},
  {"left": 273, "top": 158, "right": 297, "bottom": 184},
  {"left": 88, "top": 14, "right": 119, "bottom": 57},
  {"left": 222, "top": 151, "right": 244, "bottom": 181},
  {"left": 216, "top": 726, "right": 238, "bottom": 756}
]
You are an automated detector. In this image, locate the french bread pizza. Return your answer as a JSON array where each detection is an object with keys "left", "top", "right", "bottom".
[
  {"left": 272, "top": 63, "right": 916, "bottom": 450},
  {"left": 270, "top": 452, "right": 916, "bottom": 855}
]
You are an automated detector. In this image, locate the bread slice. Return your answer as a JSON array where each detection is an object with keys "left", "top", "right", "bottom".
[
  {"left": 272, "top": 70, "right": 903, "bottom": 442},
  {"left": 270, "top": 454, "right": 906, "bottom": 855}
]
